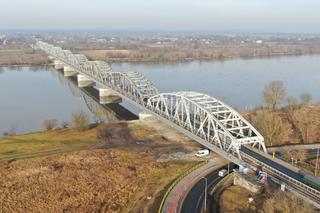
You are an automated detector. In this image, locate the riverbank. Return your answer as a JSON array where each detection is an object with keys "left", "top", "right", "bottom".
[
  {"left": 0, "top": 47, "right": 49, "bottom": 67},
  {"left": 80, "top": 48, "right": 320, "bottom": 63}
]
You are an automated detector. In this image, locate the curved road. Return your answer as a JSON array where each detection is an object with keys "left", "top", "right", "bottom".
[{"left": 181, "top": 165, "right": 235, "bottom": 213}]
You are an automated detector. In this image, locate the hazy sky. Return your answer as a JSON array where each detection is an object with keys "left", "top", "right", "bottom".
[{"left": 1, "top": 0, "right": 320, "bottom": 33}]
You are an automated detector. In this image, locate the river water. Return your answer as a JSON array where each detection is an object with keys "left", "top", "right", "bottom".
[{"left": 0, "top": 55, "right": 319, "bottom": 135}]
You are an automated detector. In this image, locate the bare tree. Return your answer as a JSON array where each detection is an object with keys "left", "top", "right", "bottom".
[
  {"left": 294, "top": 149, "right": 307, "bottom": 162},
  {"left": 42, "top": 119, "right": 57, "bottom": 130},
  {"left": 4, "top": 126, "right": 17, "bottom": 136},
  {"left": 263, "top": 191, "right": 315, "bottom": 213},
  {"left": 71, "top": 110, "right": 90, "bottom": 131},
  {"left": 263, "top": 81, "right": 286, "bottom": 109},
  {"left": 280, "top": 147, "right": 294, "bottom": 162},
  {"left": 292, "top": 110, "right": 319, "bottom": 144},
  {"left": 287, "top": 96, "right": 298, "bottom": 111},
  {"left": 249, "top": 111, "right": 289, "bottom": 146},
  {"left": 300, "top": 92, "right": 312, "bottom": 105}
]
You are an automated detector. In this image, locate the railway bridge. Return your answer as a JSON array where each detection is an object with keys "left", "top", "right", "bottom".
[{"left": 35, "top": 41, "right": 320, "bottom": 207}]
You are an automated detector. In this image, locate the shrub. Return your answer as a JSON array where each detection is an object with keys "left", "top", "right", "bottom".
[
  {"left": 61, "top": 121, "right": 69, "bottom": 128},
  {"left": 71, "top": 110, "right": 90, "bottom": 131},
  {"left": 42, "top": 119, "right": 57, "bottom": 131}
]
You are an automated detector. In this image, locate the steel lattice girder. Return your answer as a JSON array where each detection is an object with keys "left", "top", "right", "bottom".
[
  {"left": 36, "top": 41, "right": 159, "bottom": 107},
  {"left": 147, "top": 92, "right": 266, "bottom": 158}
]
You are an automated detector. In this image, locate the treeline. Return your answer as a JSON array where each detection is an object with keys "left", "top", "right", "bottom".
[
  {"left": 246, "top": 80, "right": 319, "bottom": 147},
  {"left": 77, "top": 42, "right": 320, "bottom": 62}
]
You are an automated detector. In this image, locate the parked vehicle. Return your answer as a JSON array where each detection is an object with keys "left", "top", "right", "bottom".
[
  {"left": 195, "top": 149, "right": 209, "bottom": 157},
  {"left": 219, "top": 169, "right": 228, "bottom": 177}
]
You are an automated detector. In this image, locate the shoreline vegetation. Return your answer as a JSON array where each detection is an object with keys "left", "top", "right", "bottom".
[{"left": 2, "top": 40, "right": 320, "bottom": 66}]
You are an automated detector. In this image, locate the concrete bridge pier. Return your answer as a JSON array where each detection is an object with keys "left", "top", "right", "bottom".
[
  {"left": 77, "top": 74, "right": 96, "bottom": 88},
  {"left": 63, "top": 66, "right": 77, "bottom": 77},
  {"left": 99, "top": 88, "right": 122, "bottom": 104},
  {"left": 54, "top": 60, "right": 64, "bottom": 70}
]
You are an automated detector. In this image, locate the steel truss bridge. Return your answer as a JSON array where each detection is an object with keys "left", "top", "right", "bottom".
[{"left": 36, "top": 41, "right": 320, "bottom": 206}]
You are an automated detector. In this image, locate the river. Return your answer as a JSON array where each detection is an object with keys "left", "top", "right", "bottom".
[{"left": 0, "top": 55, "right": 319, "bottom": 135}]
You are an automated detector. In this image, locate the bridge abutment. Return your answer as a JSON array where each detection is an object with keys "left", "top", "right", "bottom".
[
  {"left": 54, "top": 60, "right": 64, "bottom": 70},
  {"left": 99, "top": 88, "right": 122, "bottom": 104},
  {"left": 233, "top": 170, "right": 262, "bottom": 193},
  {"left": 63, "top": 66, "right": 77, "bottom": 77},
  {"left": 77, "top": 74, "right": 96, "bottom": 88},
  {"left": 139, "top": 112, "right": 153, "bottom": 121}
]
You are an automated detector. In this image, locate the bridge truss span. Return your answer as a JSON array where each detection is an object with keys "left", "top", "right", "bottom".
[{"left": 147, "top": 91, "right": 266, "bottom": 158}]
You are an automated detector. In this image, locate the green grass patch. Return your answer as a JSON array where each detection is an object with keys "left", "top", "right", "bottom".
[{"left": 0, "top": 128, "right": 97, "bottom": 159}]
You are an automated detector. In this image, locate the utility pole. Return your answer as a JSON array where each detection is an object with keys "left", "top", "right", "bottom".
[
  {"left": 315, "top": 147, "right": 319, "bottom": 177},
  {"left": 202, "top": 177, "right": 208, "bottom": 213}
]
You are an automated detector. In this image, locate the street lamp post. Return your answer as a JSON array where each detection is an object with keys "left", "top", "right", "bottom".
[
  {"left": 315, "top": 147, "right": 319, "bottom": 177},
  {"left": 202, "top": 177, "right": 208, "bottom": 213}
]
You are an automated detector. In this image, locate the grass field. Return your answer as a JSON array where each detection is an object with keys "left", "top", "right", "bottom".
[{"left": 0, "top": 127, "right": 97, "bottom": 159}]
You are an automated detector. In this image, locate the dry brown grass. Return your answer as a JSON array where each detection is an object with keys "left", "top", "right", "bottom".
[
  {"left": 219, "top": 185, "right": 316, "bottom": 213},
  {"left": 0, "top": 149, "right": 192, "bottom": 213},
  {"left": 0, "top": 121, "right": 198, "bottom": 213}
]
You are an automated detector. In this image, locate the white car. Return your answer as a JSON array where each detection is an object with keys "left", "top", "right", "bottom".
[
  {"left": 195, "top": 149, "right": 209, "bottom": 157},
  {"left": 218, "top": 169, "right": 228, "bottom": 177}
]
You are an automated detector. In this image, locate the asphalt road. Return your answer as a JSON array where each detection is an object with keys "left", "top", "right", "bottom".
[{"left": 180, "top": 165, "right": 236, "bottom": 213}]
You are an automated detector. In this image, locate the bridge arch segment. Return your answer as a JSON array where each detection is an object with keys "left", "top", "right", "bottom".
[{"left": 147, "top": 91, "right": 267, "bottom": 158}]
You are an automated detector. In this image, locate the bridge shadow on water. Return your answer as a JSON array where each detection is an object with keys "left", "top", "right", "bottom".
[{"left": 54, "top": 70, "right": 138, "bottom": 122}]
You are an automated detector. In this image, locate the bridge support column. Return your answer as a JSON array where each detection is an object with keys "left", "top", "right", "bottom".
[
  {"left": 77, "top": 74, "right": 96, "bottom": 88},
  {"left": 139, "top": 112, "right": 153, "bottom": 121},
  {"left": 63, "top": 66, "right": 77, "bottom": 77},
  {"left": 54, "top": 60, "right": 64, "bottom": 70},
  {"left": 99, "top": 88, "right": 122, "bottom": 104}
]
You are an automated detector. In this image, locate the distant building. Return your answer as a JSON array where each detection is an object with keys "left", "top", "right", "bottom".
[{"left": 256, "top": 40, "right": 263, "bottom": 44}]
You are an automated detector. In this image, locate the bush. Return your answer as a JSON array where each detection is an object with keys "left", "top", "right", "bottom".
[
  {"left": 249, "top": 111, "right": 289, "bottom": 146},
  {"left": 61, "top": 121, "right": 69, "bottom": 128},
  {"left": 96, "top": 124, "right": 111, "bottom": 143},
  {"left": 42, "top": 119, "right": 57, "bottom": 130},
  {"left": 71, "top": 110, "right": 90, "bottom": 131}
]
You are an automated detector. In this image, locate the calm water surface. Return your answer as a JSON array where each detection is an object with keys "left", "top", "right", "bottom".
[
  {"left": 0, "top": 66, "right": 95, "bottom": 135},
  {"left": 113, "top": 55, "right": 320, "bottom": 109},
  {"left": 1, "top": 55, "right": 319, "bottom": 134}
]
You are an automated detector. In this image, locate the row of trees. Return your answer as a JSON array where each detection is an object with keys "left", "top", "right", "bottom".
[
  {"left": 250, "top": 108, "right": 320, "bottom": 146},
  {"left": 263, "top": 80, "right": 312, "bottom": 109},
  {"left": 42, "top": 110, "right": 90, "bottom": 131},
  {"left": 248, "top": 81, "right": 319, "bottom": 147}
]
